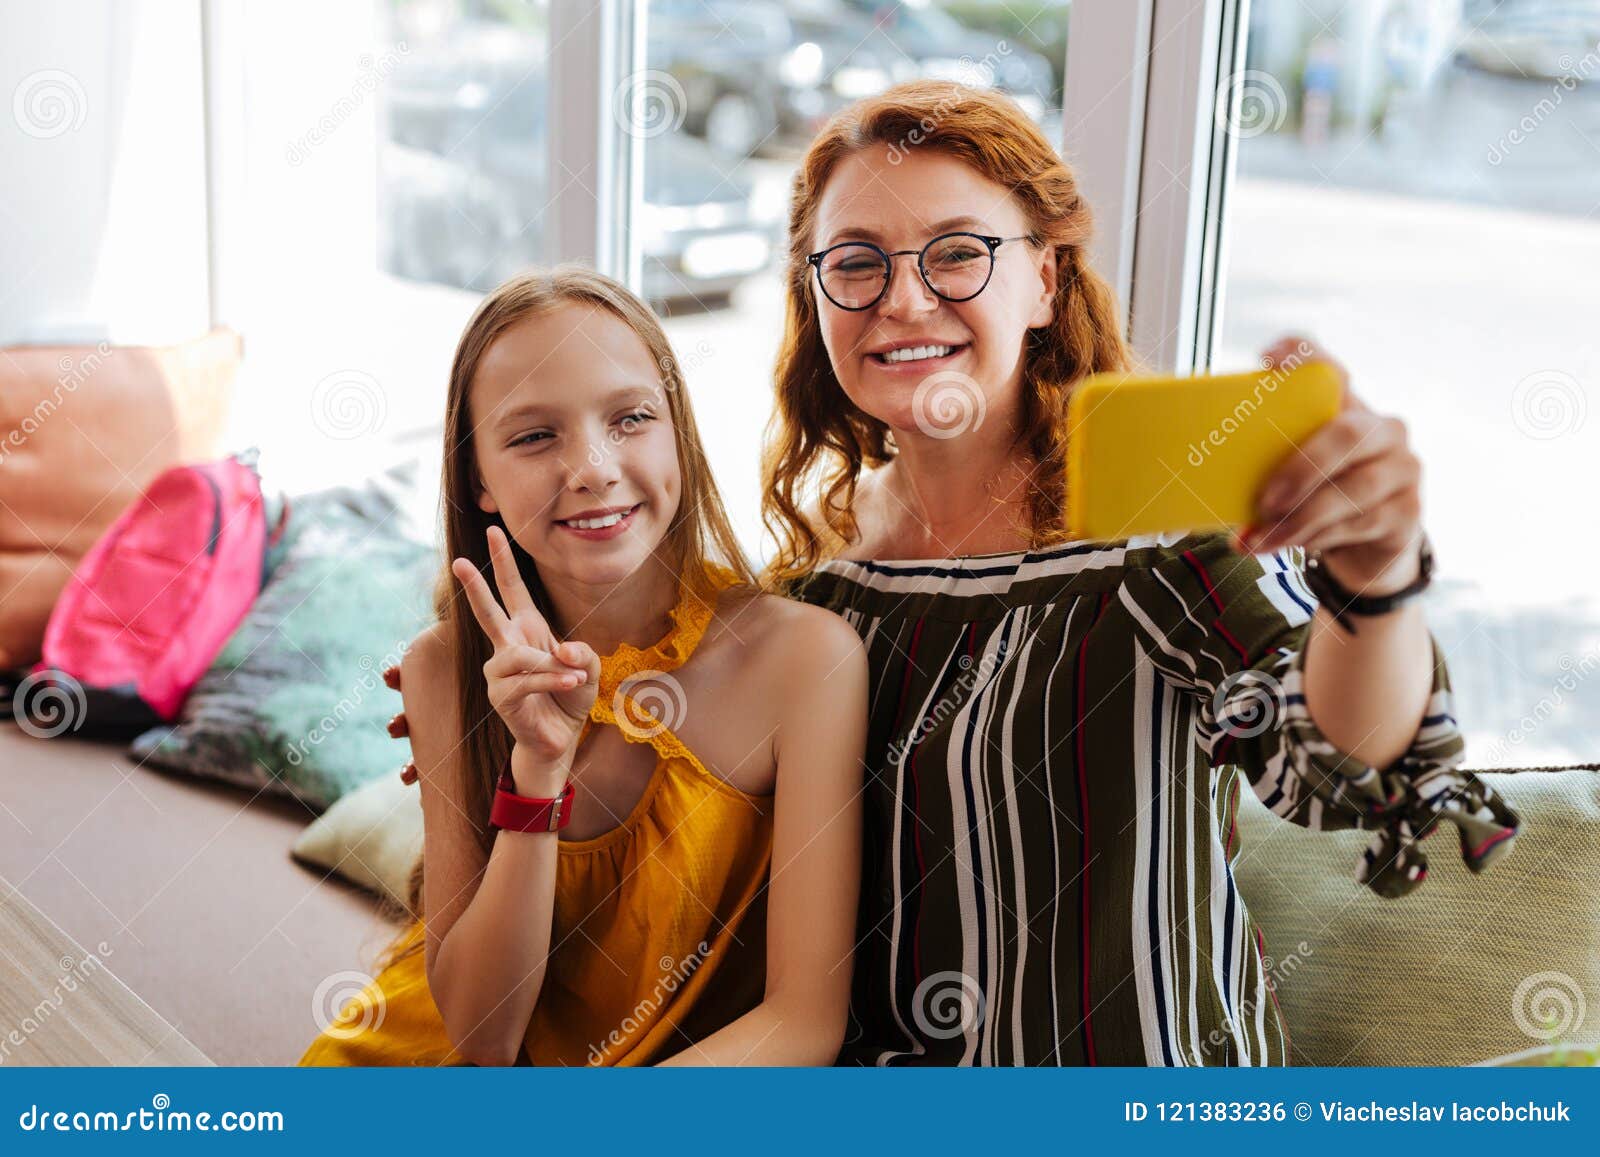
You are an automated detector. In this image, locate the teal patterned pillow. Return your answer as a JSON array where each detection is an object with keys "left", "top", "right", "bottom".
[{"left": 130, "top": 468, "right": 438, "bottom": 811}]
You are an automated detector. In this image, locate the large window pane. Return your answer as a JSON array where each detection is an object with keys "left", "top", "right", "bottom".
[
  {"left": 227, "top": 0, "right": 549, "bottom": 495},
  {"left": 380, "top": 0, "right": 549, "bottom": 292},
  {"left": 1214, "top": 0, "right": 1600, "bottom": 765}
]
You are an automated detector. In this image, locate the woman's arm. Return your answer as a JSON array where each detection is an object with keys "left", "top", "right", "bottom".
[
  {"left": 1120, "top": 531, "right": 1519, "bottom": 899},
  {"left": 1298, "top": 553, "right": 1432, "bottom": 768},
  {"left": 1240, "top": 336, "right": 1434, "bottom": 768},
  {"left": 658, "top": 608, "right": 867, "bottom": 1066}
]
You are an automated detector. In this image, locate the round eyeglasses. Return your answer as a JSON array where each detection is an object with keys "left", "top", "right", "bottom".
[{"left": 806, "top": 232, "right": 1037, "bottom": 311}]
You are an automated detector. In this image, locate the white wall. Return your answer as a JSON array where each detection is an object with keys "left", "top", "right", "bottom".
[{"left": 0, "top": 0, "right": 210, "bottom": 346}]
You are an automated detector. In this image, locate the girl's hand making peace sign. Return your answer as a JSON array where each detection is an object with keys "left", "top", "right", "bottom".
[{"left": 452, "top": 525, "right": 600, "bottom": 768}]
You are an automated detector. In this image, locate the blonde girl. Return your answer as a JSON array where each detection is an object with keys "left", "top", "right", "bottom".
[{"left": 301, "top": 267, "right": 866, "bottom": 1066}]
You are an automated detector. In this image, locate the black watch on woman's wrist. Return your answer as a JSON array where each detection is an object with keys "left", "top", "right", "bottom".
[{"left": 1301, "top": 534, "right": 1434, "bottom": 635}]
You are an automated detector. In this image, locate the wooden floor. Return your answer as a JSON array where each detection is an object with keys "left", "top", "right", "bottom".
[{"left": 0, "top": 875, "right": 210, "bottom": 1066}]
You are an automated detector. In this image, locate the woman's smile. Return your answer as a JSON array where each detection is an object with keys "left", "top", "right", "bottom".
[{"left": 865, "top": 340, "right": 972, "bottom": 373}]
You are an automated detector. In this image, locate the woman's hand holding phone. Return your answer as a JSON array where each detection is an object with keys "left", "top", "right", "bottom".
[
  {"left": 452, "top": 525, "right": 599, "bottom": 795},
  {"left": 1242, "top": 337, "right": 1426, "bottom": 598}
]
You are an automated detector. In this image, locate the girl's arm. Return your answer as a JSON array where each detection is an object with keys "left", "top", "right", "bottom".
[
  {"left": 658, "top": 609, "right": 867, "bottom": 1066},
  {"left": 410, "top": 527, "right": 600, "bottom": 1066},
  {"left": 402, "top": 626, "right": 564, "bottom": 1067}
]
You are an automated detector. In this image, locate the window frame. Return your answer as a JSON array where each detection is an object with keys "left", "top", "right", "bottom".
[{"left": 1121, "top": 0, "right": 1245, "bottom": 375}]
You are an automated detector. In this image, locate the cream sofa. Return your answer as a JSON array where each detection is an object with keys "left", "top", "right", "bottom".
[{"left": 0, "top": 721, "right": 402, "bottom": 1065}]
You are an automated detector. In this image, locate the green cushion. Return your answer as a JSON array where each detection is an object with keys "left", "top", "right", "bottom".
[
  {"left": 1233, "top": 765, "right": 1600, "bottom": 1066},
  {"left": 130, "top": 467, "right": 436, "bottom": 811}
]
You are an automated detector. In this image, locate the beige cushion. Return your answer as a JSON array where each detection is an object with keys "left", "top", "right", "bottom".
[
  {"left": 0, "top": 329, "right": 237, "bottom": 670},
  {"left": 1233, "top": 766, "right": 1600, "bottom": 1066},
  {"left": 291, "top": 773, "right": 423, "bottom": 909}
]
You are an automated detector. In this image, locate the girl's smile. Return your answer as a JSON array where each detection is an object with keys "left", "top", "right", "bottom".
[{"left": 553, "top": 501, "right": 645, "bottom": 539}]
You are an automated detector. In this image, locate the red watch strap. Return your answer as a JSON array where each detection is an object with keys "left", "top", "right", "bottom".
[{"left": 489, "top": 772, "right": 575, "bottom": 833}]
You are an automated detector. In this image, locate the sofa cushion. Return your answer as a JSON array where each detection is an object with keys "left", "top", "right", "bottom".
[
  {"left": 1233, "top": 764, "right": 1600, "bottom": 1066},
  {"left": 128, "top": 466, "right": 437, "bottom": 811},
  {"left": 0, "top": 330, "right": 238, "bottom": 670},
  {"left": 291, "top": 771, "right": 422, "bottom": 909}
]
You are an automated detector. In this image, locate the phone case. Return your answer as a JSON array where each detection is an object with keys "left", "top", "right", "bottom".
[{"left": 1066, "top": 361, "right": 1343, "bottom": 540}]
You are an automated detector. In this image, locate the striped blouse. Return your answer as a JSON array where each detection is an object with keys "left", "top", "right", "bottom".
[{"left": 786, "top": 530, "right": 1521, "bottom": 1066}]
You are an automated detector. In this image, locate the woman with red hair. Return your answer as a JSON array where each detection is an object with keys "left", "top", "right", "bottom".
[{"left": 762, "top": 81, "right": 1519, "bottom": 1066}]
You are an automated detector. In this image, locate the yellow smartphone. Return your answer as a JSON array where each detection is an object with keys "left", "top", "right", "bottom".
[{"left": 1066, "top": 361, "right": 1343, "bottom": 540}]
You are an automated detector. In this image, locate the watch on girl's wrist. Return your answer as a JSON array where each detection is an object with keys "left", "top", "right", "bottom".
[{"left": 489, "top": 770, "right": 575, "bottom": 833}]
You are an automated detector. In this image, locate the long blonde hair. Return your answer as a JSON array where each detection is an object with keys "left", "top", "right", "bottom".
[
  {"left": 381, "top": 266, "right": 753, "bottom": 955},
  {"left": 760, "top": 81, "right": 1133, "bottom": 583}
]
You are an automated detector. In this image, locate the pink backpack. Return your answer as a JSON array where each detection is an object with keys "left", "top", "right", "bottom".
[{"left": 22, "top": 451, "right": 290, "bottom": 737}]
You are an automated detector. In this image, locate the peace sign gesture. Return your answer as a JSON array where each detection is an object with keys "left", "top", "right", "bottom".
[{"left": 451, "top": 525, "right": 600, "bottom": 765}]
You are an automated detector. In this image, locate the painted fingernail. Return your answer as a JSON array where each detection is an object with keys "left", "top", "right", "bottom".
[
  {"left": 399, "top": 762, "right": 418, "bottom": 785},
  {"left": 382, "top": 664, "right": 401, "bottom": 689},
  {"left": 387, "top": 712, "right": 409, "bottom": 738}
]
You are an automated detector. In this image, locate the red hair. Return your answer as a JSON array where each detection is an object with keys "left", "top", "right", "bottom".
[{"left": 760, "top": 81, "right": 1133, "bottom": 583}]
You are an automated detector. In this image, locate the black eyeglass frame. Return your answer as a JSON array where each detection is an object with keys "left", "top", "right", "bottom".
[{"left": 804, "top": 232, "right": 1039, "bottom": 311}]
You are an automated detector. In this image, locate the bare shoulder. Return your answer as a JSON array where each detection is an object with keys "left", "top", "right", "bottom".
[
  {"left": 401, "top": 620, "right": 451, "bottom": 681},
  {"left": 711, "top": 586, "right": 864, "bottom": 679},
  {"left": 399, "top": 621, "right": 459, "bottom": 725}
]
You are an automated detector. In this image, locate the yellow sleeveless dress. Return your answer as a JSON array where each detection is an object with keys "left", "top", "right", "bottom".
[{"left": 298, "top": 565, "right": 773, "bottom": 1066}]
